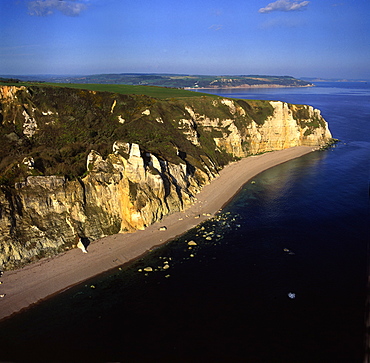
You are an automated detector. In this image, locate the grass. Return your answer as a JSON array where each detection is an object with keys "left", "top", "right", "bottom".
[{"left": 7, "top": 82, "right": 216, "bottom": 100}]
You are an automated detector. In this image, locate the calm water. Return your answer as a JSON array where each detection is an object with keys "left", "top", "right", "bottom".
[{"left": 0, "top": 82, "right": 369, "bottom": 362}]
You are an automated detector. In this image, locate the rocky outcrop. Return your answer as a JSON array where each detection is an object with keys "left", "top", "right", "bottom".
[
  {"left": 0, "top": 142, "right": 214, "bottom": 269},
  {"left": 185, "top": 99, "right": 332, "bottom": 156},
  {"left": 0, "top": 85, "right": 333, "bottom": 269},
  {"left": 0, "top": 86, "right": 26, "bottom": 101},
  {"left": 246, "top": 102, "right": 332, "bottom": 153}
]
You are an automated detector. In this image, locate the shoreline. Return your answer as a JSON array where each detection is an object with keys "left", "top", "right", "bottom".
[
  {"left": 0, "top": 146, "right": 316, "bottom": 322},
  {"left": 185, "top": 84, "right": 314, "bottom": 90}
]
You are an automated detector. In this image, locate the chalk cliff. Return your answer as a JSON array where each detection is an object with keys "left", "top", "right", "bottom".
[{"left": 0, "top": 85, "right": 333, "bottom": 269}]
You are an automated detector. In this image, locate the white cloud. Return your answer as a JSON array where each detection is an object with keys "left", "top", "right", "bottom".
[
  {"left": 28, "top": 0, "right": 88, "bottom": 16},
  {"left": 259, "top": 0, "right": 310, "bottom": 13}
]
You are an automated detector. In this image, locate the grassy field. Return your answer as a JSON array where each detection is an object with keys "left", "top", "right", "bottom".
[{"left": 7, "top": 82, "right": 215, "bottom": 99}]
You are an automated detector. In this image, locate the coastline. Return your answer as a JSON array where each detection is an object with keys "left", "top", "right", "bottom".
[
  {"left": 185, "top": 84, "right": 314, "bottom": 90},
  {"left": 0, "top": 146, "right": 316, "bottom": 322}
]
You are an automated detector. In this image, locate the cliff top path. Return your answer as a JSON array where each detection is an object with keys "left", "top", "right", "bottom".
[{"left": 0, "top": 146, "right": 314, "bottom": 322}]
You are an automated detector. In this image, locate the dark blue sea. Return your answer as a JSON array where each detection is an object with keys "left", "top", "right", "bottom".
[{"left": 0, "top": 82, "right": 369, "bottom": 362}]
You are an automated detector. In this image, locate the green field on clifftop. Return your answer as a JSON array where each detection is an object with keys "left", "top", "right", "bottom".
[
  {"left": 6, "top": 82, "right": 213, "bottom": 99},
  {"left": 45, "top": 83, "right": 213, "bottom": 99}
]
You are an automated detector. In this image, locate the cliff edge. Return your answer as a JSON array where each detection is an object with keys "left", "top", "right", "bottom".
[{"left": 0, "top": 85, "right": 333, "bottom": 270}]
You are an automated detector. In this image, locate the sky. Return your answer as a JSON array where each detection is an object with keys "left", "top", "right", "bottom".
[{"left": 0, "top": 0, "right": 369, "bottom": 79}]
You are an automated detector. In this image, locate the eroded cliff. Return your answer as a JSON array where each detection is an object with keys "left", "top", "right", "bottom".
[{"left": 0, "top": 85, "right": 333, "bottom": 269}]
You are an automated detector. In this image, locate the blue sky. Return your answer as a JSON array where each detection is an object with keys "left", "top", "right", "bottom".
[{"left": 1, "top": 0, "right": 369, "bottom": 79}]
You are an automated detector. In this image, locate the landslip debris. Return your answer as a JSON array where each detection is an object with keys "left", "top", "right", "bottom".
[{"left": 136, "top": 213, "right": 241, "bottom": 277}]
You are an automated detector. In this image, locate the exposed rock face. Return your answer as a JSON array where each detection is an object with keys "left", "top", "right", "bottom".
[
  {"left": 0, "top": 86, "right": 26, "bottom": 101},
  {"left": 0, "top": 86, "right": 333, "bottom": 269},
  {"left": 185, "top": 99, "right": 332, "bottom": 156},
  {"left": 246, "top": 102, "right": 332, "bottom": 153},
  {"left": 0, "top": 142, "right": 212, "bottom": 269}
]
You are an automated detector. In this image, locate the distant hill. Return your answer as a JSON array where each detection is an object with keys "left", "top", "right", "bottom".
[
  {"left": 301, "top": 77, "right": 370, "bottom": 83},
  {"left": 2, "top": 73, "right": 313, "bottom": 89},
  {"left": 0, "top": 77, "right": 21, "bottom": 83}
]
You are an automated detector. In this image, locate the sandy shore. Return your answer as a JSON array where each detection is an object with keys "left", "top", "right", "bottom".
[{"left": 0, "top": 146, "right": 315, "bottom": 321}]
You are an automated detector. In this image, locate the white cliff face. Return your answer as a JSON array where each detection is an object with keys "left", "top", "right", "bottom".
[
  {"left": 0, "top": 142, "right": 216, "bottom": 269},
  {"left": 22, "top": 109, "right": 38, "bottom": 137},
  {"left": 0, "top": 86, "right": 26, "bottom": 101},
  {"left": 125, "top": 143, "right": 146, "bottom": 182},
  {"left": 246, "top": 102, "right": 301, "bottom": 153},
  {"left": 213, "top": 121, "right": 245, "bottom": 158},
  {"left": 113, "top": 140, "right": 130, "bottom": 154},
  {"left": 183, "top": 101, "right": 246, "bottom": 157},
  {"left": 297, "top": 105, "right": 332, "bottom": 146},
  {"left": 86, "top": 150, "right": 103, "bottom": 171},
  {"left": 184, "top": 99, "right": 332, "bottom": 156},
  {"left": 220, "top": 98, "right": 237, "bottom": 114},
  {"left": 178, "top": 117, "right": 200, "bottom": 146}
]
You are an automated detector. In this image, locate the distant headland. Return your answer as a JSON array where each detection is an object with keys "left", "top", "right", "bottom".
[{"left": 0, "top": 73, "right": 313, "bottom": 89}]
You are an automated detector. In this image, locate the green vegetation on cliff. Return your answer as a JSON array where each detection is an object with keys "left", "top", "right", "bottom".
[
  {"left": 43, "top": 83, "right": 209, "bottom": 99},
  {"left": 0, "top": 86, "right": 226, "bottom": 185},
  {"left": 0, "top": 84, "right": 330, "bottom": 187},
  {"left": 3, "top": 81, "right": 209, "bottom": 99},
  {"left": 289, "top": 104, "right": 327, "bottom": 135}
]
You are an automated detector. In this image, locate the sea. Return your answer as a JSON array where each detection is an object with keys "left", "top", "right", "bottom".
[{"left": 0, "top": 82, "right": 369, "bottom": 363}]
